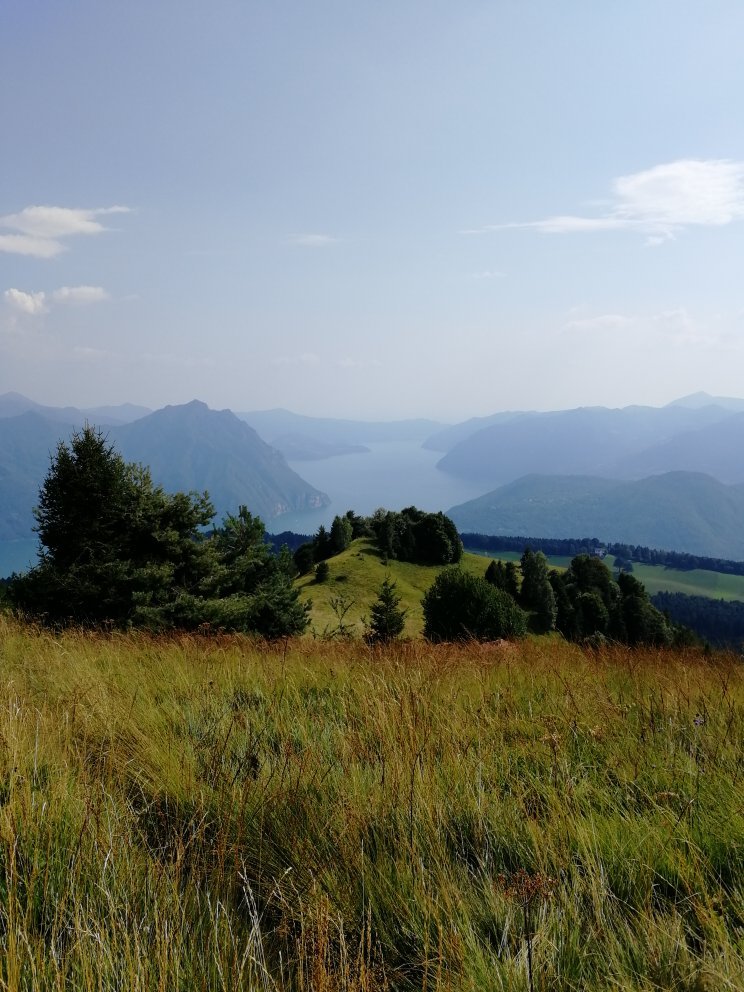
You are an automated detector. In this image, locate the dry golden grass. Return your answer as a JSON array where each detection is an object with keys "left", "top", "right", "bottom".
[{"left": 0, "top": 616, "right": 742, "bottom": 990}]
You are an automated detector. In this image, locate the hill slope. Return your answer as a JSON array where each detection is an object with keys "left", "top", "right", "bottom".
[
  {"left": 295, "top": 539, "right": 493, "bottom": 636},
  {"left": 448, "top": 472, "right": 744, "bottom": 559}
]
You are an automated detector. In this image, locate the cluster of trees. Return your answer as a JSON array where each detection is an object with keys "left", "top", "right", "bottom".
[
  {"left": 440, "top": 549, "right": 678, "bottom": 646},
  {"left": 293, "top": 506, "right": 462, "bottom": 577},
  {"left": 293, "top": 512, "right": 368, "bottom": 576},
  {"left": 549, "top": 555, "right": 675, "bottom": 645},
  {"left": 9, "top": 428, "right": 309, "bottom": 635},
  {"left": 651, "top": 592, "right": 744, "bottom": 649},
  {"left": 369, "top": 507, "right": 462, "bottom": 565}
]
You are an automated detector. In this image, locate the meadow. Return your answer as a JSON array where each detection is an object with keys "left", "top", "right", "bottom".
[
  {"left": 296, "top": 544, "right": 493, "bottom": 638},
  {"left": 0, "top": 616, "right": 742, "bottom": 990}
]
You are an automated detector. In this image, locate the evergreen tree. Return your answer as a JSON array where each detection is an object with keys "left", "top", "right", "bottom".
[
  {"left": 329, "top": 514, "right": 353, "bottom": 555},
  {"left": 365, "top": 577, "right": 407, "bottom": 644},
  {"left": 12, "top": 428, "right": 310, "bottom": 637},
  {"left": 519, "top": 549, "right": 557, "bottom": 633}
]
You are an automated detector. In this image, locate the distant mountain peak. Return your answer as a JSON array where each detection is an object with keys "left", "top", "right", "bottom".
[{"left": 668, "top": 391, "right": 744, "bottom": 411}]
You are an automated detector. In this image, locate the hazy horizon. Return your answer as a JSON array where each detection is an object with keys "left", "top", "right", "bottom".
[
  {"left": 3, "top": 386, "right": 744, "bottom": 426},
  {"left": 3, "top": 3, "right": 744, "bottom": 420}
]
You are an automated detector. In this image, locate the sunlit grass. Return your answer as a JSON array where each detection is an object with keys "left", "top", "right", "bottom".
[
  {"left": 295, "top": 540, "right": 495, "bottom": 637},
  {"left": 0, "top": 615, "right": 742, "bottom": 990}
]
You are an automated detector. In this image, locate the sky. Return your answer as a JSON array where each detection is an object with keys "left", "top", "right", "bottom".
[{"left": 2, "top": 1, "right": 744, "bottom": 422}]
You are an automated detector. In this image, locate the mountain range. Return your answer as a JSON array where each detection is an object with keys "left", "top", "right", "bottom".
[
  {"left": 4, "top": 390, "right": 744, "bottom": 561},
  {"left": 435, "top": 402, "right": 744, "bottom": 486},
  {"left": 0, "top": 397, "right": 329, "bottom": 541}
]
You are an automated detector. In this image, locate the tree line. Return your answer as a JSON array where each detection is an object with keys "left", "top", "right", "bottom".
[
  {"left": 651, "top": 592, "right": 744, "bottom": 650},
  {"left": 461, "top": 532, "right": 744, "bottom": 575}
]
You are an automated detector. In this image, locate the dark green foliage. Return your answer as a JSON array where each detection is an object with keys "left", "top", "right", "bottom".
[
  {"left": 422, "top": 567, "right": 527, "bottom": 642},
  {"left": 293, "top": 541, "right": 316, "bottom": 575},
  {"left": 519, "top": 549, "right": 557, "bottom": 633},
  {"left": 294, "top": 510, "right": 365, "bottom": 573},
  {"left": 651, "top": 591, "right": 744, "bottom": 648},
  {"left": 551, "top": 554, "right": 673, "bottom": 646},
  {"left": 329, "top": 514, "right": 353, "bottom": 555},
  {"left": 365, "top": 577, "right": 407, "bottom": 644},
  {"left": 314, "top": 561, "right": 330, "bottom": 583},
  {"left": 484, "top": 559, "right": 520, "bottom": 599},
  {"left": 370, "top": 507, "right": 462, "bottom": 566},
  {"left": 11, "top": 428, "right": 309, "bottom": 636}
]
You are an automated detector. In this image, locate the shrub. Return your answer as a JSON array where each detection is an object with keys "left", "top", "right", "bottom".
[{"left": 422, "top": 567, "right": 527, "bottom": 642}]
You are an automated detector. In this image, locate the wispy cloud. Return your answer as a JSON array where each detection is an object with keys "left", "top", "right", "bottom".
[
  {"left": 3, "top": 285, "right": 110, "bottom": 317},
  {"left": 471, "top": 160, "right": 744, "bottom": 242},
  {"left": 285, "top": 233, "right": 339, "bottom": 247},
  {"left": 52, "top": 285, "right": 110, "bottom": 305},
  {"left": 563, "top": 307, "right": 716, "bottom": 347},
  {"left": 0, "top": 205, "right": 131, "bottom": 258}
]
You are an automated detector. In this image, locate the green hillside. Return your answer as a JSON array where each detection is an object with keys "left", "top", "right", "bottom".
[{"left": 295, "top": 538, "right": 490, "bottom": 636}]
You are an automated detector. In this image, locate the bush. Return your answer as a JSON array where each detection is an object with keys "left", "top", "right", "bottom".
[{"left": 422, "top": 567, "right": 527, "bottom": 642}]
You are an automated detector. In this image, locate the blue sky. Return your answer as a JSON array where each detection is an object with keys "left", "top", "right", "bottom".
[{"left": 2, "top": 1, "right": 744, "bottom": 420}]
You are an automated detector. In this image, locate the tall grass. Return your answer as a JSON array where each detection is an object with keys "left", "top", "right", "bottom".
[{"left": 0, "top": 616, "right": 742, "bottom": 990}]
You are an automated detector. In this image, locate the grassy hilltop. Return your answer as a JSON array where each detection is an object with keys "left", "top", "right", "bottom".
[
  {"left": 0, "top": 616, "right": 742, "bottom": 990},
  {"left": 295, "top": 539, "right": 491, "bottom": 637}
]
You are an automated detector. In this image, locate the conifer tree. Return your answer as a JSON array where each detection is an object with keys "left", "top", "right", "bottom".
[{"left": 365, "top": 576, "right": 407, "bottom": 644}]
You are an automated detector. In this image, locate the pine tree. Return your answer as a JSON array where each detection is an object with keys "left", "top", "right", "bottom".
[{"left": 365, "top": 577, "right": 407, "bottom": 644}]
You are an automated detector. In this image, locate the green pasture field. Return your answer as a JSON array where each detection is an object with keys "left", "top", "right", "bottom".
[
  {"left": 605, "top": 557, "right": 744, "bottom": 602},
  {"left": 465, "top": 547, "right": 576, "bottom": 569}
]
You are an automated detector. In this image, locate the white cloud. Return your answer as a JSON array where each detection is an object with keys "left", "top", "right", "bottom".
[
  {"left": 4, "top": 288, "right": 48, "bottom": 316},
  {"left": 0, "top": 234, "right": 65, "bottom": 258},
  {"left": 0, "top": 205, "right": 131, "bottom": 258},
  {"left": 285, "top": 233, "right": 338, "bottom": 247},
  {"left": 3, "top": 284, "right": 110, "bottom": 318},
  {"left": 476, "top": 160, "right": 744, "bottom": 240},
  {"left": 52, "top": 285, "right": 110, "bottom": 305}
]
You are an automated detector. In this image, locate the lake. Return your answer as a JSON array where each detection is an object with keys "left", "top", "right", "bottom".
[
  {"left": 0, "top": 441, "right": 486, "bottom": 576},
  {"left": 276, "top": 440, "right": 486, "bottom": 533}
]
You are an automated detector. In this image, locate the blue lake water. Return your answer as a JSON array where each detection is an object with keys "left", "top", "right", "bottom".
[
  {"left": 0, "top": 441, "right": 486, "bottom": 575},
  {"left": 277, "top": 440, "right": 486, "bottom": 534}
]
